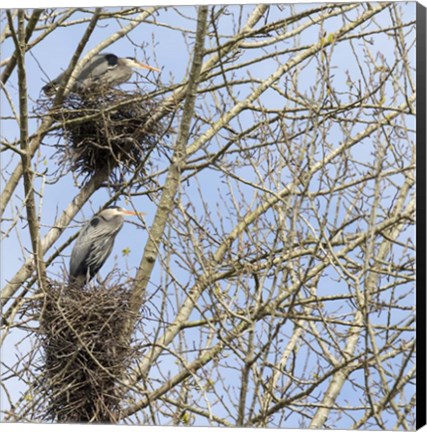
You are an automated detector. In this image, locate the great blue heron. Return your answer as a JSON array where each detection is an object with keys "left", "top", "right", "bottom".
[
  {"left": 43, "top": 53, "right": 160, "bottom": 95},
  {"left": 69, "top": 206, "right": 140, "bottom": 287}
]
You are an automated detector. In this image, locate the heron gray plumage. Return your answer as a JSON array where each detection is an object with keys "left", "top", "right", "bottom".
[
  {"left": 69, "top": 206, "right": 139, "bottom": 287},
  {"left": 43, "top": 53, "right": 160, "bottom": 95}
]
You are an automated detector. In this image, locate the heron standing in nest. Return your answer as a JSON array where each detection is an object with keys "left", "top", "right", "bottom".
[
  {"left": 43, "top": 53, "right": 160, "bottom": 95},
  {"left": 69, "top": 206, "right": 142, "bottom": 287}
]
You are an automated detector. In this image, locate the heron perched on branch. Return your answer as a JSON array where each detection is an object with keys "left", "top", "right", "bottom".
[
  {"left": 43, "top": 53, "right": 160, "bottom": 95},
  {"left": 69, "top": 206, "right": 141, "bottom": 287}
]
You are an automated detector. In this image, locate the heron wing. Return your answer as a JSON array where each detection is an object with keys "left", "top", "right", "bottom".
[
  {"left": 84, "top": 235, "right": 115, "bottom": 278},
  {"left": 76, "top": 53, "right": 118, "bottom": 85},
  {"left": 43, "top": 54, "right": 111, "bottom": 94}
]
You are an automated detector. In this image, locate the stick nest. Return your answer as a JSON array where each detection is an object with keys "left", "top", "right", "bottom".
[
  {"left": 46, "top": 89, "right": 172, "bottom": 182},
  {"left": 35, "top": 281, "right": 138, "bottom": 423}
]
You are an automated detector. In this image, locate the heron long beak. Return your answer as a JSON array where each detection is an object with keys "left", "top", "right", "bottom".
[
  {"left": 126, "top": 58, "right": 160, "bottom": 72},
  {"left": 120, "top": 209, "right": 146, "bottom": 217}
]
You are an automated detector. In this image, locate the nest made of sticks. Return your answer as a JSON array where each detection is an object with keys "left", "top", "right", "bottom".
[
  {"left": 35, "top": 280, "right": 138, "bottom": 423},
  {"left": 46, "top": 88, "right": 172, "bottom": 182}
]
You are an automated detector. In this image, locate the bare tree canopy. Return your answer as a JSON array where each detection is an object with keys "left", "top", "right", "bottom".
[{"left": 1, "top": 2, "right": 420, "bottom": 428}]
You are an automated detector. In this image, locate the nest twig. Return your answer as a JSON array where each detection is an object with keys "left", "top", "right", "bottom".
[{"left": 35, "top": 280, "right": 138, "bottom": 423}]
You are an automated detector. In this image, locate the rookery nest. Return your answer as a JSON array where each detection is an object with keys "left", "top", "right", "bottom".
[
  {"left": 35, "top": 280, "right": 138, "bottom": 423},
  {"left": 46, "top": 88, "right": 172, "bottom": 182}
]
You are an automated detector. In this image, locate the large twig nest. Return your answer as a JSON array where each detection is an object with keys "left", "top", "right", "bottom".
[
  {"left": 45, "top": 88, "right": 173, "bottom": 183},
  {"left": 35, "top": 280, "right": 139, "bottom": 423}
]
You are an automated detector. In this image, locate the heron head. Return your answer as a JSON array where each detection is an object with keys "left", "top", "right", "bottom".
[{"left": 123, "top": 57, "right": 160, "bottom": 72}]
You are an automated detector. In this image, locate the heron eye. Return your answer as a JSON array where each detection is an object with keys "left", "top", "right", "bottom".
[
  {"left": 90, "top": 217, "right": 100, "bottom": 227},
  {"left": 105, "top": 54, "right": 118, "bottom": 67}
]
